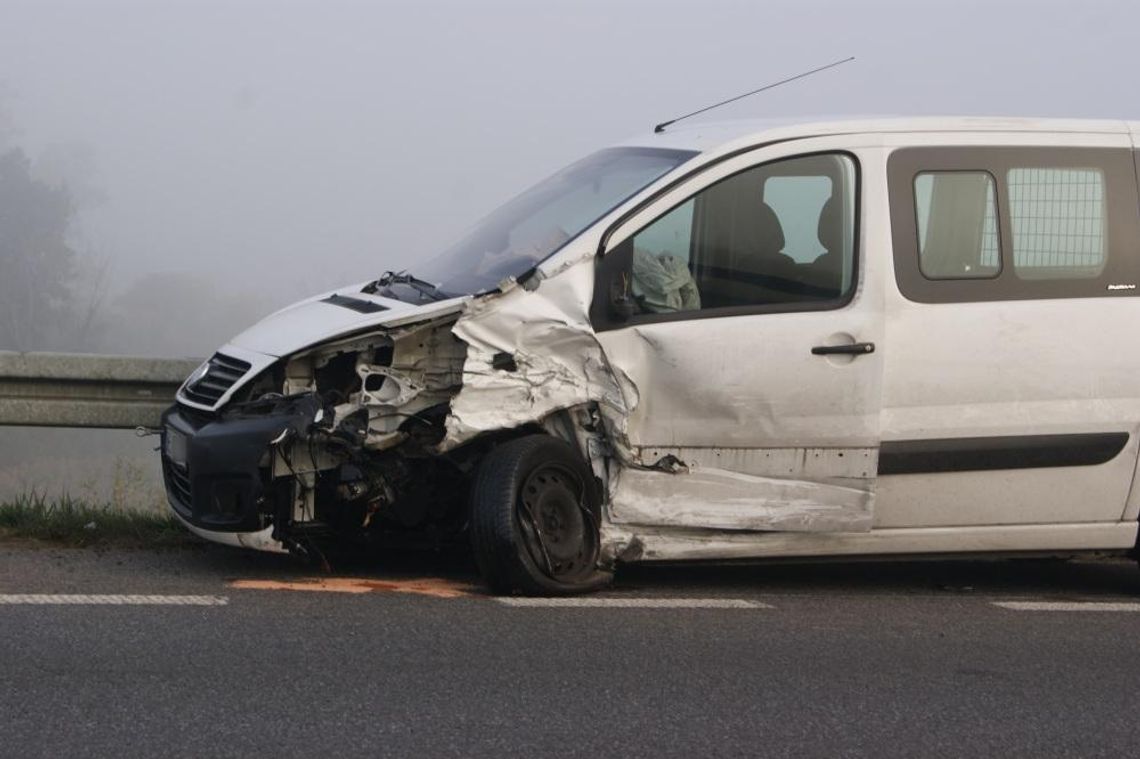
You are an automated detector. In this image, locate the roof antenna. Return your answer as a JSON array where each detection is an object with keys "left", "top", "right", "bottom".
[{"left": 654, "top": 56, "right": 855, "bottom": 134}]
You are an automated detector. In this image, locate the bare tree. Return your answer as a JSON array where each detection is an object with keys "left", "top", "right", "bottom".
[
  {"left": 0, "top": 96, "right": 110, "bottom": 353},
  {"left": 0, "top": 147, "right": 77, "bottom": 351}
]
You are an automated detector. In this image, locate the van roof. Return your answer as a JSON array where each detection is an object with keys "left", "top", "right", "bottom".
[{"left": 620, "top": 116, "right": 1139, "bottom": 153}]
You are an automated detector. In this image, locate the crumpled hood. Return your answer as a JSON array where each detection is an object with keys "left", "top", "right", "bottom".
[{"left": 227, "top": 284, "right": 469, "bottom": 357}]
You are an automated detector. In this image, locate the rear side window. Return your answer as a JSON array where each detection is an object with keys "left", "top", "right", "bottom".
[
  {"left": 888, "top": 146, "right": 1140, "bottom": 303},
  {"left": 1008, "top": 168, "right": 1106, "bottom": 279},
  {"left": 914, "top": 172, "right": 1000, "bottom": 279}
]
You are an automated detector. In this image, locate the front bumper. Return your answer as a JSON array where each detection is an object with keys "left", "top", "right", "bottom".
[
  {"left": 169, "top": 508, "right": 286, "bottom": 552},
  {"left": 160, "top": 404, "right": 305, "bottom": 533}
]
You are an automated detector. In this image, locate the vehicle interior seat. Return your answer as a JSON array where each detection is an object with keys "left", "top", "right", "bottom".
[
  {"left": 697, "top": 192, "right": 798, "bottom": 308},
  {"left": 806, "top": 196, "right": 844, "bottom": 299}
]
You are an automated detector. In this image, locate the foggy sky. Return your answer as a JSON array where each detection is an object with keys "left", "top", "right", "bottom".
[{"left": 2, "top": 0, "right": 1138, "bottom": 340}]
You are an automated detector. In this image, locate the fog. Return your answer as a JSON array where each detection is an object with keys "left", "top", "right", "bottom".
[
  {"left": 1, "top": 0, "right": 1137, "bottom": 503},
  {"left": 4, "top": 0, "right": 1139, "bottom": 351}
]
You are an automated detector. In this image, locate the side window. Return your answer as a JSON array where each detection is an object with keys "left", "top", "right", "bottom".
[
  {"left": 888, "top": 146, "right": 1140, "bottom": 303},
  {"left": 623, "top": 153, "right": 857, "bottom": 316},
  {"left": 1008, "top": 168, "right": 1106, "bottom": 280},
  {"left": 633, "top": 199, "right": 694, "bottom": 261},
  {"left": 914, "top": 172, "right": 1000, "bottom": 280}
]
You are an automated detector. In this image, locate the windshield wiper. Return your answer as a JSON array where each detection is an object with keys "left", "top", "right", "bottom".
[{"left": 363, "top": 271, "right": 451, "bottom": 302}]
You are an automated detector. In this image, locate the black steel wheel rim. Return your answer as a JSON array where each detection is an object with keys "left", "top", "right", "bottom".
[{"left": 517, "top": 462, "right": 597, "bottom": 581}]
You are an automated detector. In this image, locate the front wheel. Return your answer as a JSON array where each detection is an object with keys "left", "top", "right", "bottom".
[{"left": 469, "top": 434, "right": 612, "bottom": 595}]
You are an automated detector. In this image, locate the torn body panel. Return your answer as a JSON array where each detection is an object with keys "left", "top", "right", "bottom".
[
  {"left": 610, "top": 467, "right": 872, "bottom": 532},
  {"left": 610, "top": 444, "right": 877, "bottom": 532},
  {"left": 442, "top": 260, "right": 635, "bottom": 453},
  {"left": 599, "top": 521, "right": 1140, "bottom": 564}
]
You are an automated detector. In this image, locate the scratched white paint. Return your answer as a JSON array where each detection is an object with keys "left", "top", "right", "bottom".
[{"left": 611, "top": 466, "right": 873, "bottom": 532}]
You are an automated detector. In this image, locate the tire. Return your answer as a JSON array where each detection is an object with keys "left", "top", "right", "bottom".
[{"left": 470, "top": 434, "right": 612, "bottom": 596}]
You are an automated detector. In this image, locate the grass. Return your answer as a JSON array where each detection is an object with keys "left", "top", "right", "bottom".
[{"left": 0, "top": 492, "right": 198, "bottom": 548}]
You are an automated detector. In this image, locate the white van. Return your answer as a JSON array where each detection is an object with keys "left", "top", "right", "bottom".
[{"left": 162, "top": 117, "right": 1140, "bottom": 594}]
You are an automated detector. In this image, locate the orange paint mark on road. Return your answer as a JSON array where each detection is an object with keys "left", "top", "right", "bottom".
[{"left": 228, "top": 576, "right": 477, "bottom": 599}]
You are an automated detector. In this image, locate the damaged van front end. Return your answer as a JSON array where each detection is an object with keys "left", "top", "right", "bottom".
[
  {"left": 161, "top": 262, "right": 635, "bottom": 590},
  {"left": 160, "top": 145, "right": 703, "bottom": 592},
  {"left": 161, "top": 292, "right": 475, "bottom": 557}
]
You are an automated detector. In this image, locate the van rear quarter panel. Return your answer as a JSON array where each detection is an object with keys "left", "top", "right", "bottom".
[{"left": 875, "top": 131, "right": 1140, "bottom": 530}]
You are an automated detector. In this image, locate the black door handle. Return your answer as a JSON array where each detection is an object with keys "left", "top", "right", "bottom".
[{"left": 811, "top": 342, "right": 875, "bottom": 356}]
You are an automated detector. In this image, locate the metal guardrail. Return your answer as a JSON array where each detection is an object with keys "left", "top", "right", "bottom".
[{"left": 0, "top": 352, "right": 203, "bottom": 429}]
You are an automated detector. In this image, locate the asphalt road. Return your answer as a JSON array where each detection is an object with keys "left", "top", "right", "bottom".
[{"left": 2, "top": 543, "right": 1139, "bottom": 758}]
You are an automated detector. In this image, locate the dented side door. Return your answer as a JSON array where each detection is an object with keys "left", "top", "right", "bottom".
[{"left": 593, "top": 138, "right": 887, "bottom": 532}]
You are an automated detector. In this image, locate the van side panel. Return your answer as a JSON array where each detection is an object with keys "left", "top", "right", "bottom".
[
  {"left": 876, "top": 142, "right": 1140, "bottom": 530},
  {"left": 876, "top": 297, "right": 1140, "bottom": 527}
]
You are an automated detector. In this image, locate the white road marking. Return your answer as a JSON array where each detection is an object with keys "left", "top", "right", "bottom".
[
  {"left": 993, "top": 600, "right": 1140, "bottom": 612},
  {"left": 496, "top": 597, "right": 772, "bottom": 609},
  {"left": 0, "top": 594, "right": 228, "bottom": 606}
]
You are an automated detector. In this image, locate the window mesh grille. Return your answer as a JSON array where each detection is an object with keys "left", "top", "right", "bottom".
[{"left": 1008, "top": 168, "right": 1105, "bottom": 273}]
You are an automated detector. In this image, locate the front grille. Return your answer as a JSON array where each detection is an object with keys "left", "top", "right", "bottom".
[
  {"left": 163, "top": 458, "right": 192, "bottom": 512},
  {"left": 180, "top": 352, "right": 251, "bottom": 407}
]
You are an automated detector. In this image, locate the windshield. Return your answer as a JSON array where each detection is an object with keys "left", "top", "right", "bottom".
[{"left": 403, "top": 147, "right": 697, "bottom": 296}]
